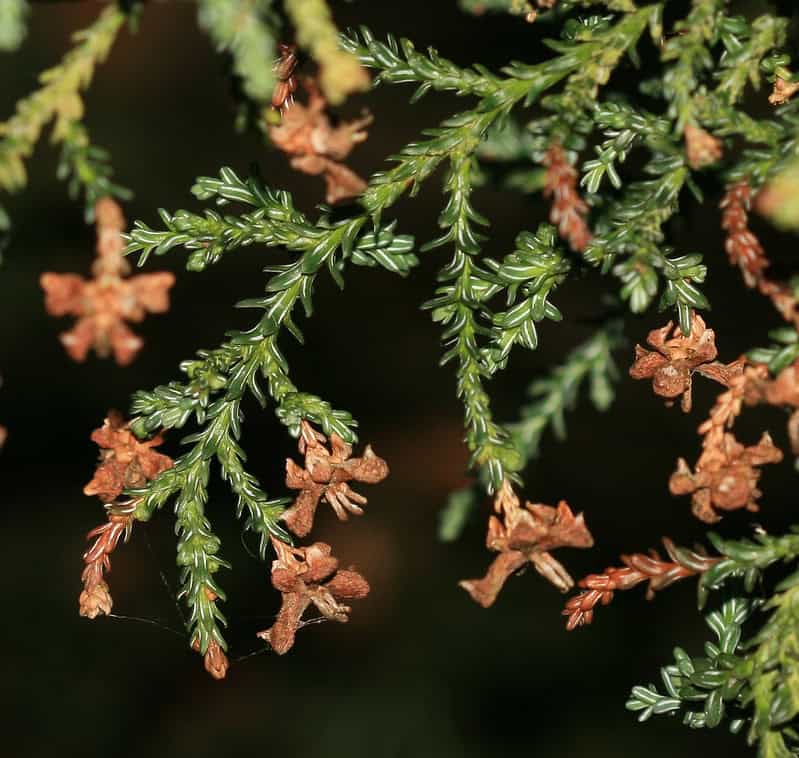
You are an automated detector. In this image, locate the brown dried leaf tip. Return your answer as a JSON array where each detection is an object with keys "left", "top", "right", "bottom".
[
  {"left": 40, "top": 197, "right": 175, "bottom": 365},
  {"left": 722, "top": 181, "right": 799, "bottom": 329},
  {"left": 268, "top": 78, "right": 373, "bottom": 204},
  {"left": 257, "top": 539, "right": 369, "bottom": 655},
  {"left": 191, "top": 638, "right": 229, "bottom": 681},
  {"left": 769, "top": 77, "right": 799, "bottom": 105},
  {"left": 542, "top": 143, "right": 593, "bottom": 253},
  {"left": 563, "top": 538, "right": 718, "bottom": 630},
  {"left": 684, "top": 123, "right": 723, "bottom": 169},
  {"left": 721, "top": 182, "right": 769, "bottom": 288},
  {"left": 282, "top": 420, "right": 388, "bottom": 537},
  {"left": 272, "top": 43, "right": 299, "bottom": 113},
  {"left": 84, "top": 411, "right": 173, "bottom": 503},
  {"left": 670, "top": 434, "right": 782, "bottom": 523},
  {"left": 629, "top": 313, "right": 719, "bottom": 412},
  {"left": 669, "top": 364, "right": 783, "bottom": 523},
  {"left": 459, "top": 480, "right": 593, "bottom": 608},
  {"left": 79, "top": 500, "right": 136, "bottom": 619}
]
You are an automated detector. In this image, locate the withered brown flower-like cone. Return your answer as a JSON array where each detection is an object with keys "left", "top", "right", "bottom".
[
  {"left": 542, "top": 143, "right": 593, "bottom": 253},
  {"left": 192, "top": 638, "right": 229, "bottom": 681},
  {"left": 257, "top": 539, "right": 369, "bottom": 654},
  {"left": 563, "top": 538, "right": 719, "bottom": 630},
  {"left": 84, "top": 411, "right": 173, "bottom": 502},
  {"left": 629, "top": 313, "right": 719, "bottom": 412},
  {"left": 684, "top": 123, "right": 723, "bottom": 169},
  {"left": 667, "top": 363, "right": 784, "bottom": 523},
  {"left": 79, "top": 501, "right": 135, "bottom": 618},
  {"left": 268, "top": 78, "right": 372, "bottom": 203},
  {"left": 41, "top": 197, "right": 175, "bottom": 365},
  {"left": 670, "top": 432, "right": 783, "bottom": 523},
  {"left": 460, "top": 481, "right": 593, "bottom": 607},
  {"left": 282, "top": 420, "right": 388, "bottom": 537}
]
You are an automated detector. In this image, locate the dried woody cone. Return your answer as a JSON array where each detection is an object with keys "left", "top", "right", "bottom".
[
  {"left": 282, "top": 420, "right": 388, "bottom": 537},
  {"left": 460, "top": 480, "right": 594, "bottom": 607},
  {"left": 268, "top": 77, "right": 373, "bottom": 204},
  {"left": 258, "top": 538, "right": 370, "bottom": 654},
  {"left": 542, "top": 143, "right": 593, "bottom": 253},
  {"left": 669, "top": 362, "right": 783, "bottom": 523},
  {"left": 83, "top": 411, "right": 173, "bottom": 502},
  {"left": 563, "top": 538, "right": 719, "bottom": 630},
  {"left": 629, "top": 312, "right": 720, "bottom": 412},
  {"left": 79, "top": 501, "right": 136, "bottom": 618},
  {"left": 40, "top": 197, "right": 175, "bottom": 365}
]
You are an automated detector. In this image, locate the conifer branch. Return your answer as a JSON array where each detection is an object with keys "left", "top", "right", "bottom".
[
  {"left": 284, "top": 0, "right": 368, "bottom": 105},
  {"left": 0, "top": 0, "right": 28, "bottom": 52},
  {"left": 0, "top": 4, "right": 125, "bottom": 195},
  {"left": 196, "top": 0, "right": 279, "bottom": 104},
  {"left": 122, "top": 168, "right": 413, "bottom": 585},
  {"left": 510, "top": 322, "right": 622, "bottom": 466},
  {"left": 439, "top": 323, "right": 621, "bottom": 541},
  {"left": 57, "top": 121, "right": 132, "bottom": 223},
  {"left": 424, "top": 152, "right": 521, "bottom": 492}
]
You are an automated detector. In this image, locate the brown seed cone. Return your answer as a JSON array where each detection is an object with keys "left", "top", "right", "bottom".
[
  {"left": 282, "top": 421, "right": 388, "bottom": 537},
  {"left": 629, "top": 313, "right": 719, "bottom": 412},
  {"left": 461, "top": 481, "right": 593, "bottom": 606},
  {"left": 258, "top": 539, "right": 370, "bottom": 654}
]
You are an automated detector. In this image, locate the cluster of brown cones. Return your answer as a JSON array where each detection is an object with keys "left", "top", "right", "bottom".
[
  {"left": 629, "top": 312, "right": 797, "bottom": 523},
  {"left": 564, "top": 307, "right": 799, "bottom": 629},
  {"left": 257, "top": 421, "right": 388, "bottom": 659},
  {"left": 77, "top": 413, "right": 389, "bottom": 680}
]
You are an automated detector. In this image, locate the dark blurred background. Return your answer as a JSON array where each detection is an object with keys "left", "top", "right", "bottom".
[{"left": 2, "top": 2, "right": 797, "bottom": 756}]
